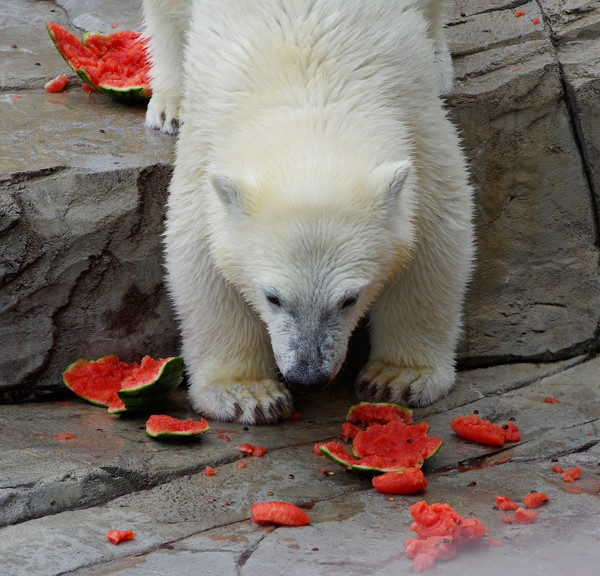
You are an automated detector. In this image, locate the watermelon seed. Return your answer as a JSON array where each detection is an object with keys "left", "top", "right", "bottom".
[
  {"left": 35, "top": 62, "right": 41, "bottom": 66},
  {"left": 406, "top": 439, "right": 414, "bottom": 443},
  {"left": 12, "top": 44, "right": 17, "bottom": 49},
  {"left": 288, "top": 474, "right": 295, "bottom": 479},
  {"left": 99, "top": 129, "right": 105, "bottom": 134},
  {"left": 468, "top": 481, "right": 477, "bottom": 487},
  {"left": 473, "top": 410, "right": 478, "bottom": 415},
  {"left": 311, "top": 547, "right": 319, "bottom": 551},
  {"left": 267, "top": 491, "right": 273, "bottom": 496}
]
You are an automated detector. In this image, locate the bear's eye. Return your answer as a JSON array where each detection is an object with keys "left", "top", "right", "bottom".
[
  {"left": 340, "top": 294, "right": 359, "bottom": 309},
  {"left": 266, "top": 293, "right": 282, "bottom": 307}
]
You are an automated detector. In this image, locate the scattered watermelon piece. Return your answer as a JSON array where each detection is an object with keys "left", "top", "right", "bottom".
[
  {"left": 514, "top": 507, "right": 537, "bottom": 524},
  {"left": 251, "top": 501, "right": 310, "bottom": 526},
  {"left": 237, "top": 443, "right": 267, "bottom": 457},
  {"left": 46, "top": 21, "right": 151, "bottom": 102},
  {"left": 405, "top": 500, "right": 488, "bottom": 571},
  {"left": 44, "top": 75, "right": 69, "bottom": 93},
  {"left": 63, "top": 355, "right": 184, "bottom": 413},
  {"left": 544, "top": 397, "right": 560, "bottom": 404},
  {"left": 552, "top": 464, "right": 564, "bottom": 474},
  {"left": 495, "top": 495, "right": 519, "bottom": 510},
  {"left": 204, "top": 465, "right": 216, "bottom": 477},
  {"left": 514, "top": 10, "right": 526, "bottom": 17},
  {"left": 372, "top": 467, "right": 428, "bottom": 495},
  {"left": 561, "top": 466, "right": 582, "bottom": 482},
  {"left": 145, "top": 414, "right": 209, "bottom": 438},
  {"left": 486, "top": 537, "right": 503, "bottom": 547},
  {"left": 524, "top": 492, "right": 549, "bottom": 509},
  {"left": 346, "top": 401, "right": 413, "bottom": 426},
  {"left": 451, "top": 414, "right": 520, "bottom": 446},
  {"left": 54, "top": 433, "right": 76, "bottom": 440},
  {"left": 106, "top": 530, "right": 135, "bottom": 545}
]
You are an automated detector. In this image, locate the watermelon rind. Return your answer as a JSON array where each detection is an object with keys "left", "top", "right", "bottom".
[
  {"left": 346, "top": 401, "right": 413, "bottom": 425},
  {"left": 98, "top": 84, "right": 151, "bottom": 102},
  {"left": 116, "top": 357, "right": 184, "bottom": 411},
  {"left": 319, "top": 441, "right": 410, "bottom": 474}
]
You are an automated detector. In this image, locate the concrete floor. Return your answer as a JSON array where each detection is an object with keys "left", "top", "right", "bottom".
[{"left": 1, "top": 357, "right": 599, "bottom": 575}]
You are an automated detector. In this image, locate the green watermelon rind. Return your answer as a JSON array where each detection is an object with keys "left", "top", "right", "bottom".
[
  {"left": 345, "top": 401, "right": 413, "bottom": 424},
  {"left": 319, "top": 442, "right": 410, "bottom": 474},
  {"left": 116, "top": 357, "right": 185, "bottom": 411}
]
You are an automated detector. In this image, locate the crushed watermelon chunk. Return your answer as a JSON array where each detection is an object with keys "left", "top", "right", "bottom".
[
  {"left": 251, "top": 501, "right": 310, "bottom": 526},
  {"left": 106, "top": 529, "right": 135, "bottom": 545},
  {"left": 451, "top": 414, "right": 520, "bottom": 446},
  {"left": 405, "top": 500, "right": 488, "bottom": 571}
]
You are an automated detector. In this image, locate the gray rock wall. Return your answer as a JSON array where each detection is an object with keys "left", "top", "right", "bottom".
[{"left": 1, "top": 0, "right": 599, "bottom": 401}]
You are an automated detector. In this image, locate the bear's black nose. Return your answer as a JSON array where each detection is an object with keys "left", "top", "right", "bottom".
[{"left": 285, "top": 371, "right": 331, "bottom": 394}]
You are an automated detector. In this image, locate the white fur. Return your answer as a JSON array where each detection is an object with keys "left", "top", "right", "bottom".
[{"left": 144, "top": 0, "right": 474, "bottom": 423}]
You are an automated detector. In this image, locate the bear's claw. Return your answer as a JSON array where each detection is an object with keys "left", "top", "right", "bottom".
[
  {"left": 188, "top": 378, "right": 293, "bottom": 424},
  {"left": 356, "top": 361, "right": 455, "bottom": 407}
]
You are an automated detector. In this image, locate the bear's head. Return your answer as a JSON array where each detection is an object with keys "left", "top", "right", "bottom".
[{"left": 207, "top": 157, "right": 416, "bottom": 393}]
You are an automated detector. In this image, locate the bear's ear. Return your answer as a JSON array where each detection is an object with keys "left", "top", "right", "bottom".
[
  {"left": 370, "top": 160, "right": 411, "bottom": 214},
  {"left": 210, "top": 175, "right": 248, "bottom": 215}
]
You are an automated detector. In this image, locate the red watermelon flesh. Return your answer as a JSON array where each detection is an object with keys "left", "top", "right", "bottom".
[
  {"left": 371, "top": 468, "right": 428, "bottom": 495},
  {"left": 62, "top": 355, "right": 135, "bottom": 410},
  {"left": 351, "top": 421, "right": 442, "bottom": 468},
  {"left": 406, "top": 500, "right": 488, "bottom": 572},
  {"left": 46, "top": 22, "right": 151, "bottom": 100},
  {"left": 146, "top": 414, "right": 210, "bottom": 438},
  {"left": 450, "top": 414, "right": 521, "bottom": 446},
  {"left": 62, "top": 355, "right": 183, "bottom": 413},
  {"left": 319, "top": 441, "right": 411, "bottom": 473},
  {"left": 346, "top": 401, "right": 413, "bottom": 426}
]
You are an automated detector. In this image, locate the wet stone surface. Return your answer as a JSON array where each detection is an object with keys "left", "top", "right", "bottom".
[{"left": 1, "top": 358, "right": 599, "bottom": 575}]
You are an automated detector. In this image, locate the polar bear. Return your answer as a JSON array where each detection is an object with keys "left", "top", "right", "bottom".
[{"left": 143, "top": 0, "right": 474, "bottom": 424}]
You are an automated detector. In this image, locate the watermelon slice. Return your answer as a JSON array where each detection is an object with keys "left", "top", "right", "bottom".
[
  {"left": 251, "top": 501, "right": 310, "bottom": 526},
  {"left": 346, "top": 401, "right": 413, "bottom": 426},
  {"left": 351, "top": 421, "right": 442, "bottom": 468},
  {"left": 62, "top": 355, "right": 184, "bottom": 413},
  {"left": 46, "top": 21, "right": 151, "bottom": 102},
  {"left": 145, "top": 414, "right": 210, "bottom": 438}
]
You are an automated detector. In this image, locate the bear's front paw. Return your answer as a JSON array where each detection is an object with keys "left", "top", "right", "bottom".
[
  {"left": 145, "top": 90, "right": 181, "bottom": 134},
  {"left": 188, "top": 379, "right": 293, "bottom": 424},
  {"left": 356, "top": 361, "right": 455, "bottom": 407}
]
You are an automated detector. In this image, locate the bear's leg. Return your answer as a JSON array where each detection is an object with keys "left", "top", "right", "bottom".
[
  {"left": 142, "top": 0, "right": 187, "bottom": 133},
  {"left": 423, "top": 0, "right": 454, "bottom": 97},
  {"left": 358, "top": 219, "right": 473, "bottom": 407},
  {"left": 165, "top": 213, "right": 292, "bottom": 423}
]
